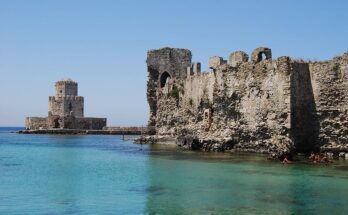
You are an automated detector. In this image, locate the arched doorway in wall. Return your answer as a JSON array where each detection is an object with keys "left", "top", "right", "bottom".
[
  {"left": 159, "top": 72, "right": 171, "bottom": 88},
  {"left": 53, "top": 117, "right": 60, "bottom": 128}
]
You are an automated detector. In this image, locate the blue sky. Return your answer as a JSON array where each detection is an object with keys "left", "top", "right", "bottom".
[{"left": 0, "top": 0, "right": 347, "bottom": 126}]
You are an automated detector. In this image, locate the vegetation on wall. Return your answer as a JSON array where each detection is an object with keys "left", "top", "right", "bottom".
[
  {"left": 189, "top": 97, "right": 193, "bottom": 106},
  {"left": 171, "top": 84, "right": 180, "bottom": 100},
  {"left": 332, "top": 63, "right": 340, "bottom": 72}
]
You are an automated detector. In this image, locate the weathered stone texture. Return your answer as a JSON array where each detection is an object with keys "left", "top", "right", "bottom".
[
  {"left": 147, "top": 47, "right": 192, "bottom": 80},
  {"left": 209, "top": 56, "right": 224, "bottom": 69},
  {"left": 25, "top": 117, "right": 47, "bottom": 130},
  {"left": 48, "top": 79, "right": 84, "bottom": 117},
  {"left": 307, "top": 53, "right": 348, "bottom": 152},
  {"left": 59, "top": 116, "right": 106, "bottom": 129},
  {"left": 251, "top": 47, "right": 272, "bottom": 63},
  {"left": 48, "top": 96, "right": 84, "bottom": 118},
  {"left": 290, "top": 62, "right": 319, "bottom": 153},
  {"left": 229, "top": 51, "right": 249, "bottom": 67},
  {"left": 145, "top": 47, "right": 348, "bottom": 157},
  {"left": 55, "top": 79, "right": 78, "bottom": 96},
  {"left": 146, "top": 47, "right": 192, "bottom": 126},
  {"left": 193, "top": 62, "right": 201, "bottom": 74}
]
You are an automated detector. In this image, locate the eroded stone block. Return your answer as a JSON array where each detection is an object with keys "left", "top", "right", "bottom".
[
  {"left": 187, "top": 66, "right": 193, "bottom": 76},
  {"left": 229, "top": 51, "right": 249, "bottom": 66},
  {"left": 193, "top": 62, "right": 201, "bottom": 74},
  {"left": 209, "top": 56, "right": 224, "bottom": 69}
]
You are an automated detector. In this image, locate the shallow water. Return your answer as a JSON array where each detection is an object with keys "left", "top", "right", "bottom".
[{"left": 0, "top": 127, "right": 348, "bottom": 214}]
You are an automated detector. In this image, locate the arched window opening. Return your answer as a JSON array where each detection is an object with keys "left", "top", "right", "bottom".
[
  {"left": 160, "top": 72, "right": 171, "bottom": 88},
  {"left": 252, "top": 48, "right": 272, "bottom": 63},
  {"left": 257, "top": 52, "right": 268, "bottom": 62}
]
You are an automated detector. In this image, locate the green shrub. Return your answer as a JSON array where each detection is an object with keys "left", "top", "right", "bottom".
[
  {"left": 332, "top": 63, "right": 340, "bottom": 72},
  {"left": 189, "top": 98, "right": 193, "bottom": 106},
  {"left": 171, "top": 85, "right": 180, "bottom": 99}
]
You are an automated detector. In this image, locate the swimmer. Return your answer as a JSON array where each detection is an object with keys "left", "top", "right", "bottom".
[
  {"left": 282, "top": 155, "right": 292, "bottom": 164},
  {"left": 321, "top": 153, "right": 330, "bottom": 163},
  {"left": 314, "top": 153, "right": 320, "bottom": 163},
  {"left": 309, "top": 151, "right": 315, "bottom": 162}
]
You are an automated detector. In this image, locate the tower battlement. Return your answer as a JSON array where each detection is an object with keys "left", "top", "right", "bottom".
[
  {"left": 55, "top": 78, "right": 78, "bottom": 96},
  {"left": 49, "top": 96, "right": 84, "bottom": 101}
]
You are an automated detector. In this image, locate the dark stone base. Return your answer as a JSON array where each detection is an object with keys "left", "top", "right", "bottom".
[
  {"left": 18, "top": 129, "right": 142, "bottom": 135},
  {"left": 136, "top": 134, "right": 292, "bottom": 159}
]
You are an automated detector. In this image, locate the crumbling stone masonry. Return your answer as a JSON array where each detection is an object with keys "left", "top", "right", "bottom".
[
  {"left": 144, "top": 47, "right": 348, "bottom": 157},
  {"left": 25, "top": 79, "right": 106, "bottom": 130}
]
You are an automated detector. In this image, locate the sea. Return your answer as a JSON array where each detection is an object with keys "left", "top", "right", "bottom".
[{"left": 0, "top": 127, "right": 348, "bottom": 214}]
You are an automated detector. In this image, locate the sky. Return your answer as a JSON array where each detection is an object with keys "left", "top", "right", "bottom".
[{"left": 0, "top": 0, "right": 347, "bottom": 126}]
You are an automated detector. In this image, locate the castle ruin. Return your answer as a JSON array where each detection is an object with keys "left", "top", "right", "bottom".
[
  {"left": 26, "top": 79, "right": 106, "bottom": 130},
  {"left": 145, "top": 47, "right": 348, "bottom": 157}
]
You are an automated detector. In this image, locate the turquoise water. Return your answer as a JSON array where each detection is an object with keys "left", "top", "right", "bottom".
[{"left": 1, "top": 128, "right": 348, "bottom": 214}]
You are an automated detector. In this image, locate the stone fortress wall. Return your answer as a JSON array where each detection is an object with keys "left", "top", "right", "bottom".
[
  {"left": 145, "top": 47, "right": 348, "bottom": 156},
  {"left": 26, "top": 79, "right": 106, "bottom": 130}
]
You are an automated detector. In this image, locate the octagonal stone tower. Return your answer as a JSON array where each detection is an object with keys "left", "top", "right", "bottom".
[{"left": 48, "top": 79, "right": 84, "bottom": 117}]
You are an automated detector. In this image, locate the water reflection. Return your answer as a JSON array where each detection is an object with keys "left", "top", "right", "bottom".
[{"left": 144, "top": 146, "right": 348, "bottom": 214}]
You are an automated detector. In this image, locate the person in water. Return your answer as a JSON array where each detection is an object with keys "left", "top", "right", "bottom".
[
  {"left": 282, "top": 155, "right": 292, "bottom": 164},
  {"left": 321, "top": 153, "right": 331, "bottom": 163},
  {"left": 314, "top": 153, "right": 321, "bottom": 163},
  {"left": 309, "top": 152, "right": 315, "bottom": 162}
]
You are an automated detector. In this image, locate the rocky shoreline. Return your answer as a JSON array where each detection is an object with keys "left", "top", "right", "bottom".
[
  {"left": 136, "top": 134, "right": 348, "bottom": 159},
  {"left": 136, "top": 134, "right": 291, "bottom": 159}
]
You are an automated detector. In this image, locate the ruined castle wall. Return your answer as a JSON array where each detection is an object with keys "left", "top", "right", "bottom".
[
  {"left": 308, "top": 53, "right": 348, "bottom": 149},
  {"left": 184, "top": 72, "right": 215, "bottom": 107},
  {"left": 153, "top": 56, "right": 293, "bottom": 154},
  {"left": 147, "top": 47, "right": 192, "bottom": 80},
  {"left": 146, "top": 47, "right": 348, "bottom": 155},
  {"left": 25, "top": 117, "right": 48, "bottom": 130}
]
